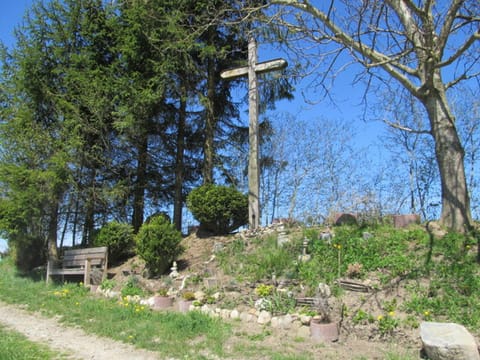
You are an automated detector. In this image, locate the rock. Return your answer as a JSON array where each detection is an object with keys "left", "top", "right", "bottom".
[
  {"left": 300, "top": 315, "right": 312, "bottom": 325},
  {"left": 230, "top": 309, "right": 240, "bottom": 319},
  {"left": 334, "top": 213, "right": 357, "bottom": 226},
  {"left": 296, "top": 325, "right": 311, "bottom": 339},
  {"left": 220, "top": 309, "right": 230, "bottom": 319},
  {"left": 393, "top": 214, "right": 420, "bottom": 228},
  {"left": 257, "top": 310, "right": 272, "bottom": 325},
  {"left": 420, "top": 322, "right": 480, "bottom": 360},
  {"left": 271, "top": 316, "right": 280, "bottom": 328},
  {"left": 240, "top": 312, "right": 256, "bottom": 323},
  {"left": 194, "top": 290, "right": 206, "bottom": 302},
  {"left": 279, "top": 314, "right": 293, "bottom": 329}
]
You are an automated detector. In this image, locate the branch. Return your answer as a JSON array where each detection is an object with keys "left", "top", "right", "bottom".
[
  {"left": 270, "top": 0, "right": 421, "bottom": 97},
  {"left": 384, "top": 119, "right": 431, "bottom": 135},
  {"left": 438, "top": 0, "right": 466, "bottom": 53},
  {"left": 438, "top": 31, "right": 480, "bottom": 67}
]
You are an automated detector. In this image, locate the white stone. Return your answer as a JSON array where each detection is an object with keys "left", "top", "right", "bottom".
[
  {"left": 271, "top": 316, "right": 280, "bottom": 328},
  {"left": 420, "top": 322, "right": 480, "bottom": 360},
  {"left": 220, "top": 309, "right": 230, "bottom": 319},
  {"left": 194, "top": 290, "right": 206, "bottom": 302},
  {"left": 240, "top": 312, "right": 255, "bottom": 323},
  {"left": 280, "top": 314, "right": 293, "bottom": 329},
  {"left": 300, "top": 315, "right": 312, "bottom": 325},
  {"left": 257, "top": 310, "right": 272, "bottom": 325},
  {"left": 230, "top": 309, "right": 240, "bottom": 319}
]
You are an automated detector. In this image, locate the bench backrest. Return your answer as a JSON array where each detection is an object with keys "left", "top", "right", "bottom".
[{"left": 62, "top": 247, "right": 108, "bottom": 268}]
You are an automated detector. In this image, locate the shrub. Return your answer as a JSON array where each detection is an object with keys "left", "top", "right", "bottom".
[
  {"left": 135, "top": 215, "right": 184, "bottom": 276},
  {"left": 93, "top": 221, "right": 135, "bottom": 264},
  {"left": 186, "top": 184, "right": 248, "bottom": 235}
]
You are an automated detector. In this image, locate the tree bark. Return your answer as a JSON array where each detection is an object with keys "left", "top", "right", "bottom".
[
  {"left": 203, "top": 55, "right": 216, "bottom": 185},
  {"left": 173, "top": 82, "right": 186, "bottom": 232},
  {"left": 132, "top": 131, "right": 148, "bottom": 233},
  {"left": 423, "top": 85, "right": 472, "bottom": 232}
]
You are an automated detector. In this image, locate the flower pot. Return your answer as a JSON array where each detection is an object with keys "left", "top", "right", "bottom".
[
  {"left": 177, "top": 299, "right": 193, "bottom": 313},
  {"left": 310, "top": 320, "right": 338, "bottom": 342},
  {"left": 153, "top": 296, "right": 173, "bottom": 310}
]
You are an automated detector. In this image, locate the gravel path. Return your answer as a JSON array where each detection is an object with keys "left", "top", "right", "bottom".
[{"left": 0, "top": 301, "right": 161, "bottom": 360}]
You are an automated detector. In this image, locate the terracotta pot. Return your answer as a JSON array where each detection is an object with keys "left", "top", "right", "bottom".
[
  {"left": 177, "top": 300, "right": 193, "bottom": 313},
  {"left": 310, "top": 320, "right": 338, "bottom": 342},
  {"left": 153, "top": 296, "right": 173, "bottom": 310}
]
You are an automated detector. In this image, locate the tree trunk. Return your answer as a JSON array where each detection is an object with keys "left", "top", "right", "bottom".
[
  {"left": 203, "top": 55, "right": 216, "bottom": 185},
  {"left": 423, "top": 89, "right": 472, "bottom": 232},
  {"left": 47, "top": 203, "right": 58, "bottom": 261},
  {"left": 173, "top": 83, "right": 186, "bottom": 232},
  {"left": 132, "top": 131, "right": 148, "bottom": 233}
]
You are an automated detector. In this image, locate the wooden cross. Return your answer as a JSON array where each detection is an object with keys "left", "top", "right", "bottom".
[{"left": 221, "top": 37, "right": 287, "bottom": 230}]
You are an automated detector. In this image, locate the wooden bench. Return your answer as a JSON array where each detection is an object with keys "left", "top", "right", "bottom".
[{"left": 46, "top": 246, "right": 108, "bottom": 285}]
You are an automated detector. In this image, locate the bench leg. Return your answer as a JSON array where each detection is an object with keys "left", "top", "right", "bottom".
[{"left": 84, "top": 260, "right": 91, "bottom": 285}]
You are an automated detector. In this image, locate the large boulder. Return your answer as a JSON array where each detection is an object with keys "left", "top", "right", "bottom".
[{"left": 420, "top": 322, "right": 480, "bottom": 360}]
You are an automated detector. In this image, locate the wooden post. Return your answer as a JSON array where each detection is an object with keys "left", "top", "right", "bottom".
[
  {"left": 248, "top": 37, "right": 260, "bottom": 230},
  {"left": 221, "top": 38, "right": 287, "bottom": 230}
]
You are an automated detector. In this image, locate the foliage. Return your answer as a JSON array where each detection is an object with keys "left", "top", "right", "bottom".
[
  {"left": 135, "top": 215, "right": 184, "bottom": 275},
  {"left": 93, "top": 221, "right": 135, "bottom": 264},
  {"left": 255, "top": 284, "right": 274, "bottom": 298},
  {"left": 100, "top": 278, "right": 116, "bottom": 291},
  {"left": 187, "top": 184, "right": 248, "bottom": 235},
  {"left": 121, "top": 277, "right": 144, "bottom": 297},
  {"left": 217, "top": 235, "right": 296, "bottom": 282}
]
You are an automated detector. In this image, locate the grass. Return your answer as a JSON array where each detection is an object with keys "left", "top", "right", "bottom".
[
  {"left": 1, "top": 223, "right": 479, "bottom": 359},
  {"left": 0, "top": 325, "right": 70, "bottom": 359}
]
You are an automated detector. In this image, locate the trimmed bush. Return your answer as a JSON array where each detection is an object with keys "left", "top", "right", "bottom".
[
  {"left": 135, "top": 215, "right": 184, "bottom": 276},
  {"left": 93, "top": 221, "right": 135, "bottom": 264},
  {"left": 186, "top": 184, "right": 248, "bottom": 235}
]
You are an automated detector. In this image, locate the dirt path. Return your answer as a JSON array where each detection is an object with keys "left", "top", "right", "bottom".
[{"left": 0, "top": 301, "right": 161, "bottom": 360}]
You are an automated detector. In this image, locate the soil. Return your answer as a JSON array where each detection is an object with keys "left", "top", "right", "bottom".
[{"left": 0, "top": 230, "right": 428, "bottom": 359}]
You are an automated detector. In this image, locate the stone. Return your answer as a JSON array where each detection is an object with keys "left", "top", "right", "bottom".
[
  {"left": 393, "top": 214, "right": 420, "bottom": 228},
  {"left": 240, "top": 312, "right": 256, "bottom": 323},
  {"left": 230, "top": 309, "right": 240, "bottom": 319},
  {"left": 169, "top": 261, "right": 179, "bottom": 278},
  {"left": 257, "top": 310, "right": 272, "bottom": 325},
  {"left": 220, "top": 309, "right": 230, "bottom": 319},
  {"left": 280, "top": 314, "right": 293, "bottom": 329},
  {"left": 334, "top": 213, "right": 357, "bottom": 226},
  {"left": 300, "top": 315, "right": 312, "bottom": 325},
  {"left": 420, "top": 322, "right": 480, "bottom": 360},
  {"left": 296, "top": 325, "right": 311, "bottom": 339},
  {"left": 271, "top": 316, "right": 280, "bottom": 328},
  {"left": 194, "top": 290, "right": 206, "bottom": 302}
]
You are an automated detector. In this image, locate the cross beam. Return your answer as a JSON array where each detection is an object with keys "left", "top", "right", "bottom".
[{"left": 220, "top": 37, "right": 288, "bottom": 230}]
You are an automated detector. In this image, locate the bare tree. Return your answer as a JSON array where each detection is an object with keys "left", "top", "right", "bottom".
[
  {"left": 379, "top": 92, "right": 440, "bottom": 220},
  {"left": 265, "top": 0, "right": 479, "bottom": 232}
]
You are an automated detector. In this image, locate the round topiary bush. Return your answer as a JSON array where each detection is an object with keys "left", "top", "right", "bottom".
[
  {"left": 135, "top": 215, "right": 184, "bottom": 276},
  {"left": 186, "top": 184, "right": 248, "bottom": 235},
  {"left": 93, "top": 221, "right": 135, "bottom": 264}
]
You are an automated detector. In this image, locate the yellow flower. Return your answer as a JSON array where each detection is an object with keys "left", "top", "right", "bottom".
[
  {"left": 424, "top": 311, "right": 430, "bottom": 316},
  {"left": 377, "top": 315, "right": 383, "bottom": 321},
  {"left": 388, "top": 311, "right": 395, "bottom": 317},
  {"left": 466, "top": 245, "right": 471, "bottom": 250},
  {"left": 75, "top": 302, "right": 80, "bottom": 306}
]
